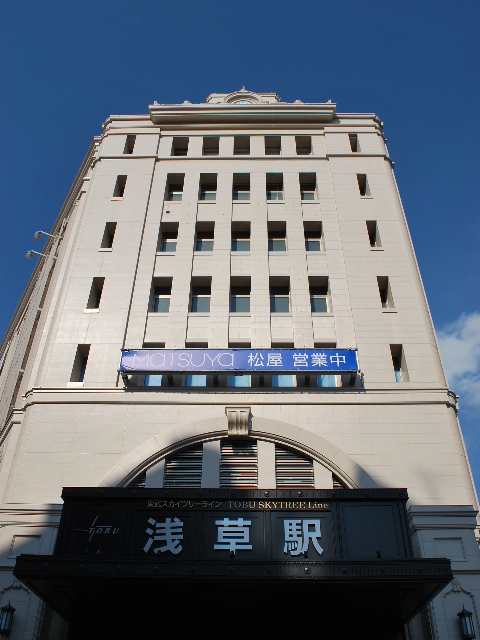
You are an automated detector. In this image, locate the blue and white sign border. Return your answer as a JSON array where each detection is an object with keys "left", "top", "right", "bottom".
[{"left": 119, "top": 348, "right": 358, "bottom": 375}]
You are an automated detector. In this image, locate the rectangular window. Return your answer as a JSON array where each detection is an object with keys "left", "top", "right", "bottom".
[
  {"left": 195, "top": 223, "right": 214, "bottom": 252},
  {"left": 152, "top": 279, "right": 172, "bottom": 313},
  {"left": 266, "top": 174, "right": 284, "bottom": 201},
  {"left": 270, "top": 278, "right": 290, "bottom": 313},
  {"left": 123, "top": 135, "right": 136, "bottom": 154},
  {"left": 190, "top": 279, "right": 211, "bottom": 313},
  {"left": 304, "top": 221, "right": 323, "bottom": 251},
  {"left": 171, "top": 137, "right": 189, "bottom": 156},
  {"left": 309, "top": 277, "right": 329, "bottom": 313},
  {"left": 86, "top": 277, "right": 105, "bottom": 309},
  {"left": 199, "top": 174, "right": 217, "bottom": 201},
  {"left": 101, "top": 222, "right": 116, "bottom": 249},
  {"left": 314, "top": 342, "right": 338, "bottom": 388},
  {"left": 166, "top": 174, "right": 184, "bottom": 201},
  {"left": 271, "top": 343, "right": 296, "bottom": 386},
  {"left": 71, "top": 344, "right": 90, "bottom": 383},
  {"left": 268, "top": 222, "right": 287, "bottom": 251},
  {"left": 113, "top": 175, "right": 127, "bottom": 198},
  {"left": 357, "top": 174, "right": 371, "bottom": 197},
  {"left": 265, "top": 136, "right": 281, "bottom": 155},
  {"left": 317, "top": 375, "right": 337, "bottom": 388},
  {"left": 366, "top": 220, "right": 381, "bottom": 247},
  {"left": 349, "top": 134, "right": 360, "bottom": 153},
  {"left": 230, "top": 278, "right": 251, "bottom": 313},
  {"left": 377, "top": 276, "right": 394, "bottom": 308},
  {"left": 295, "top": 136, "right": 312, "bottom": 155},
  {"left": 228, "top": 375, "right": 251, "bottom": 388},
  {"left": 203, "top": 136, "right": 219, "bottom": 156},
  {"left": 390, "top": 344, "right": 409, "bottom": 383},
  {"left": 232, "top": 174, "right": 250, "bottom": 201},
  {"left": 144, "top": 375, "right": 163, "bottom": 387},
  {"left": 231, "top": 222, "right": 250, "bottom": 252},
  {"left": 185, "top": 375, "right": 207, "bottom": 387},
  {"left": 234, "top": 136, "right": 250, "bottom": 155},
  {"left": 152, "top": 283, "right": 171, "bottom": 313},
  {"left": 272, "top": 375, "right": 295, "bottom": 388},
  {"left": 299, "top": 173, "right": 317, "bottom": 200},
  {"left": 158, "top": 222, "right": 178, "bottom": 253}
]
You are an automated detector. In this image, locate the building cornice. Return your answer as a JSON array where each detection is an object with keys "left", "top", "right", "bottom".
[
  {"left": 148, "top": 102, "right": 337, "bottom": 127},
  {"left": 21, "top": 386, "right": 457, "bottom": 409}
]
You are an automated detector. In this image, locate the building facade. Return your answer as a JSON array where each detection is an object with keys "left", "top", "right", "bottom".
[{"left": 0, "top": 89, "right": 478, "bottom": 639}]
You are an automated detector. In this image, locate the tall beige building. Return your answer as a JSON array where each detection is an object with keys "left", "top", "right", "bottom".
[{"left": 0, "top": 89, "right": 478, "bottom": 639}]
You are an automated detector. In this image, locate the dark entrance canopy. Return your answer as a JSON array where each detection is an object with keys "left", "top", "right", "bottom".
[{"left": 14, "top": 488, "right": 452, "bottom": 639}]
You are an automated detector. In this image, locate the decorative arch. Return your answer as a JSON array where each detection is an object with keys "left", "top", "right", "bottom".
[
  {"left": 99, "top": 415, "right": 375, "bottom": 490},
  {"left": 223, "top": 88, "right": 262, "bottom": 104}
]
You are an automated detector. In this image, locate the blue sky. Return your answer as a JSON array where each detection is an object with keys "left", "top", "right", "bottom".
[{"left": 1, "top": 1, "right": 479, "bottom": 488}]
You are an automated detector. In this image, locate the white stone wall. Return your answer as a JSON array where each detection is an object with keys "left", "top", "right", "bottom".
[{"left": 0, "top": 106, "right": 477, "bottom": 640}]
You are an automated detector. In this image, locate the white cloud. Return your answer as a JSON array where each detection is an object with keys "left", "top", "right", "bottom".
[{"left": 437, "top": 312, "right": 480, "bottom": 407}]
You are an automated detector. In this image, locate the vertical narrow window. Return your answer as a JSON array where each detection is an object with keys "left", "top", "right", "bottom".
[
  {"left": 357, "top": 174, "right": 371, "bottom": 197},
  {"left": 71, "top": 345, "right": 90, "bottom": 383},
  {"left": 348, "top": 134, "right": 360, "bottom": 152},
  {"left": 295, "top": 136, "right": 312, "bottom": 155},
  {"left": 231, "top": 222, "right": 250, "bottom": 252},
  {"left": 220, "top": 440, "right": 257, "bottom": 488},
  {"left": 366, "top": 221, "right": 381, "bottom": 248},
  {"left": 199, "top": 174, "right": 217, "bottom": 201},
  {"left": 202, "top": 136, "right": 219, "bottom": 156},
  {"left": 101, "top": 222, "right": 116, "bottom": 249},
  {"left": 230, "top": 277, "right": 251, "bottom": 313},
  {"left": 158, "top": 222, "right": 178, "bottom": 253},
  {"left": 390, "top": 344, "right": 409, "bottom": 383},
  {"left": 264, "top": 136, "right": 281, "bottom": 155},
  {"left": 268, "top": 222, "right": 287, "bottom": 251},
  {"left": 234, "top": 136, "right": 250, "bottom": 155},
  {"left": 309, "top": 277, "right": 329, "bottom": 313},
  {"left": 151, "top": 279, "right": 172, "bottom": 313},
  {"left": 86, "top": 277, "right": 105, "bottom": 310},
  {"left": 304, "top": 221, "right": 323, "bottom": 251},
  {"left": 113, "top": 175, "right": 127, "bottom": 198},
  {"left": 270, "top": 277, "right": 290, "bottom": 313},
  {"left": 164, "top": 446, "right": 203, "bottom": 486},
  {"left": 190, "top": 278, "right": 211, "bottom": 312},
  {"left": 275, "top": 445, "right": 314, "bottom": 488},
  {"left": 299, "top": 173, "right": 317, "bottom": 200},
  {"left": 171, "top": 137, "right": 189, "bottom": 156},
  {"left": 232, "top": 174, "right": 250, "bottom": 201},
  {"left": 123, "top": 135, "right": 136, "bottom": 154},
  {"left": 377, "top": 277, "right": 394, "bottom": 308},
  {"left": 266, "top": 174, "right": 284, "bottom": 201},
  {"left": 166, "top": 174, "right": 185, "bottom": 201},
  {"left": 195, "top": 223, "right": 214, "bottom": 252}
]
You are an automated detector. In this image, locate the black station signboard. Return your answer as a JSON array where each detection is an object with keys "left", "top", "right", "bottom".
[
  {"left": 63, "top": 495, "right": 335, "bottom": 562},
  {"left": 14, "top": 488, "right": 453, "bottom": 639}
]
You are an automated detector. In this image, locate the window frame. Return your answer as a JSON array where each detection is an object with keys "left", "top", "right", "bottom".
[{"left": 190, "top": 283, "right": 211, "bottom": 313}]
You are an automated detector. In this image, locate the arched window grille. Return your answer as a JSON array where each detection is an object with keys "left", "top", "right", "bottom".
[{"left": 127, "top": 439, "right": 348, "bottom": 490}]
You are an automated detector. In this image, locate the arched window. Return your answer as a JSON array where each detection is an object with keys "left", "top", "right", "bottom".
[{"left": 127, "top": 439, "right": 348, "bottom": 490}]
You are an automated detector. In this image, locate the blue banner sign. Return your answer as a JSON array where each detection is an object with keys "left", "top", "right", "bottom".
[{"left": 120, "top": 349, "right": 358, "bottom": 374}]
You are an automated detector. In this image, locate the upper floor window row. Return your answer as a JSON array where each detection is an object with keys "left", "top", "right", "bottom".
[
  {"left": 167, "top": 135, "right": 316, "bottom": 157},
  {"left": 156, "top": 221, "right": 323, "bottom": 254},
  {"left": 113, "top": 171, "right": 369, "bottom": 201},
  {"left": 163, "top": 173, "right": 318, "bottom": 202},
  {"left": 122, "top": 133, "right": 361, "bottom": 157}
]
